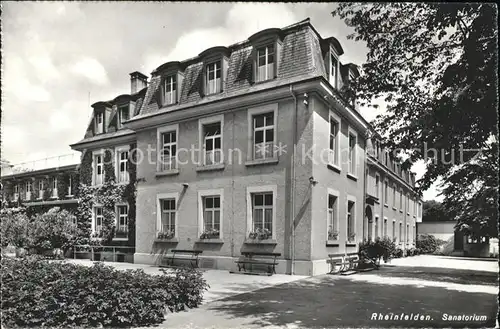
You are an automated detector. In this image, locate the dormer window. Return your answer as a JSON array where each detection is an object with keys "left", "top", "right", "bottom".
[
  {"left": 95, "top": 112, "right": 104, "bottom": 134},
  {"left": 161, "top": 74, "right": 177, "bottom": 105},
  {"left": 330, "top": 52, "right": 339, "bottom": 88},
  {"left": 118, "top": 105, "right": 129, "bottom": 129},
  {"left": 256, "top": 44, "right": 275, "bottom": 82},
  {"left": 206, "top": 61, "right": 221, "bottom": 95}
]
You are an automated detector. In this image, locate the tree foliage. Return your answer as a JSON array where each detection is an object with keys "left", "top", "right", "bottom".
[
  {"left": 422, "top": 200, "right": 449, "bottom": 222},
  {"left": 333, "top": 3, "right": 498, "bottom": 236}
]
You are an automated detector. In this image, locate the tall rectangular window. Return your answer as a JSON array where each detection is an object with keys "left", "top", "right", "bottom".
[
  {"left": 67, "top": 175, "right": 73, "bottom": 196},
  {"left": 203, "top": 122, "right": 222, "bottom": 165},
  {"left": 118, "top": 106, "right": 129, "bottom": 128},
  {"left": 116, "top": 205, "right": 128, "bottom": 238},
  {"left": 51, "top": 177, "right": 57, "bottom": 198},
  {"left": 94, "top": 154, "right": 103, "bottom": 185},
  {"left": 330, "top": 53, "right": 338, "bottom": 88},
  {"left": 202, "top": 196, "right": 221, "bottom": 236},
  {"left": 253, "top": 112, "right": 274, "bottom": 160},
  {"left": 256, "top": 44, "right": 275, "bottom": 82},
  {"left": 117, "top": 150, "right": 129, "bottom": 183},
  {"left": 406, "top": 223, "right": 410, "bottom": 244},
  {"left": 392, "top": 220, "right": 396, "bottom": 240},
  {"left": 94, "top": 207, "right": 103, "bottom": 234},
  {"left": 399, "top": 222, "right": 402, "bottom": 243},
  {"left": 392, "top": 185, "right": 396, "bottom": 207},
  {"left": 95, "top": 112, "right": 104, "bottom": 134},
  {"left": 160, "top": 199, "right": 176, "bottom": 234},
  {"left": 160, "top": 131, "right": 177, "bottom": 171},
  {"left": 399, "top": 189, "right": 403, "bottom": 210},
  {"left": 206, "top": 62, "right": 221, "bottom": 94},
  {"left": 374, "top": 216, "right": 379, "bottom": 239},
  {"left": 38, "top": 180, "right": 44, "bottom": 199},
  {"left": 348, "top": 133, "right": 357, "bottom": 175},
  {"left": 25, "top": 181, "right": 32, "bottom": 199},
  {"left": 329, "top": 116, "right": 340, "bottom": 166},
  {"left": 252, "top": 193, "right": 273, "bottom": 234},
  {"left": 347, "top": 200, "right": 355, "bottom": 242},
  {"left": 327, "top": 195, "right": 338, "bottom": 240},
  {"left": 384, "top": 218, "right": 388, "bottom": 236},
  {"left": 384, "top": 181, "right": 389, "bottom": 204},
  {"left": 375, "top": 174, "right": 380, "bottom": 198},
  {"left": 162, "top": 75, "right": 177, "bottom": 105}
]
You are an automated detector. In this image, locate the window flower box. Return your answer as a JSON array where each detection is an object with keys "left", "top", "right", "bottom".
[
  {"left": 199, "top": 229, "right": 220, "bottom": 240},
  {"left": 328, "top": 230, "right": 339, "bottom": 240},
  {"left": 248, "top": 228, "right": 272, "bottom": 240},
  {"left": 157, "top": 230, "right": 175, "bottom": 240},
  {"left": 114, "top": 227, "right": 128, "bottom": 239},
  {"left": 347, "top": 232, "right": 356, "bottom": 243}
]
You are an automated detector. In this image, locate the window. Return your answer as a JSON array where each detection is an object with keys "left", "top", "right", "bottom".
[
  {"left": 117, "top": 150, "right": 129, "bottom": 183},
  {"left": 160, "top": 131, "right": 177, "bottom": 171},
  {"left": 392, "top": 184, "right": 396, "bottom": 207},
  {"left": 246, "top": 185, "right": 276, "bottom": 239},
  {"left": 160, "top": 199, "right": 176, "bottom": 234},
  {"left": 51, "top": 177, "right": 58, "bottom": 198},
  {"left": 95, "top": 112, "right": 104, "bottom": 134},
  {"left": 202, "top": 196, "right": 221, "bottom": 237},
  {"left": 347, "top": 199, "right": 355, "bottom": 242},
  {"left": 348, "top": 131, "right": 357, "bottom": 175},
  {"left": 406, "top": 224, "right": 410, "bottom": 244},
  {"left": 375, "top": 174, "right": 380, "bottom": 198},
  {"left": 93, "top": 154, "right": 103, "bottom": 185},
  {"left": 206, "top": 61, "right": 221, "bottom": 94},
  {"left": 414, "top": 198, "right": 417, "bottom": 214},
  {"left": 399, "top": 222, "right": 402, "bottom": 243},
  {"left": 161, "top": 75, "right": 177, "bottom": 105},
  {"left": 253, "top": 112, "right": 274, "bottom": 160},
  {"left": 392, "top": 220, "right": 396, "bottom": 240},
  {"left": 203, "top": 122, "right": 222, "bottom": 165},
  {"left": 25, "top": 181, "right": 32, "bottom": 199},
  {"left": 256, "top": 44, "right": 275, "bottom": 82},
  {"left": 329, "top": 53, "right": 338, "bottom": 88},
  {"left": 67, "top": 176, "right": 72, "bottom": 196},
  {"left": 399, "top": 189, "right": 403, "bottom": 210},
  {"left": 327, "top": 194, "right": 338, "bottom": 240},
  {"left": 328, "top": 112, "right": 341, "bottom": 167},
  {"left": 374, "top": 216, "right": 379, "bottom": 239},
  {"left": 383, "top": 218, "right": 388, "bottom": 236},
  {"left": 384, "top": 181, "right": 388, "bottom": 204},
  {"left": 115, "top": 205, "right": 128, "bottom": 238},
  {"left": 118, "top": 106, "right": 129, "bottom": 128},
  {"left": 94, "top": 206, "right": 103, "bottom": 234},
  {"left": 38, "top": 180, "right": 44, "bottom": 199}
]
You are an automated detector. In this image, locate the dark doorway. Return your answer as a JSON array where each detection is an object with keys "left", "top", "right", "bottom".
[{"left": 454, "top": 230, "right": 464, "bottom": 251}]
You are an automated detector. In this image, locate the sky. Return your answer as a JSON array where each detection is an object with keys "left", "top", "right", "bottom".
[{"left": 1, "top": 2, "right": 441, "bottom": 200}]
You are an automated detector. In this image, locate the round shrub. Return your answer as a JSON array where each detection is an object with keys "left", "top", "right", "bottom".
[
  {"left": 416, "top": 234, "right": 446, "bottom": 254},
  {"left": 1, "top": 257, "right": 209, "bottom": 328}
]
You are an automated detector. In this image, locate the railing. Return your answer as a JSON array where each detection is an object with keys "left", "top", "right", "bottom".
[
  {"left": 2, "top": 153, "right": 80, "bottom": 176},
  {"left": 73, "top": 245, "right": 135, "bottom": 263}
]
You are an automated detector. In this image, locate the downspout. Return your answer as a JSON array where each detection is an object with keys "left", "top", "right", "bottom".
[{"left": 289, "top": 85, "right": 297, "bottom": 275}]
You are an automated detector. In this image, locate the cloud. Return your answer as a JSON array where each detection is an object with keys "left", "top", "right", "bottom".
[{"left": 70, "top": 58, "right": 109, "bottom": 85}]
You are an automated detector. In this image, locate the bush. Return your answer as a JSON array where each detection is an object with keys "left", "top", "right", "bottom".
[
  {"left": 416, "top": 234, "right": 446, "bottom": 254},
  {"left": 1, "top": 209, "right": 29, "bottom": 248},
  {"left": 359, "top": 236, "right": 397, "bottom": 262},
  {"left": 393, "top": 247, "right": 404, "bottom": 258},
  {"left": 28, "top": 207, "right": 77, "bottom": 255},
  {"left": 1, "top": 257, "right": 209, "bottom": 327}
]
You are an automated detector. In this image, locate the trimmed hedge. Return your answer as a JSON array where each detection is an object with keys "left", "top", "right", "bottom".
[
  {"left": 416, "top": 234, "right": 446, "bottom": 254},
  {"left": 1, "top": 257, "right": 209, "bottom": 327}
]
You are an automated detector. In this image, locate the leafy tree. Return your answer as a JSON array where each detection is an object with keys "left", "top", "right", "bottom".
[
  {"left": 332, "top": 3, "right": 498, "bottom": 236},
  {"left": 422, "top": 200, "right": 449, "bottom": 222}
]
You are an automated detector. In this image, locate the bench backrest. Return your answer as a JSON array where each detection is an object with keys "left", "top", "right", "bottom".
[
  {"left": 172, "top": 249, "right": 203, "bottom": 254},
  {"left": 242, "top": 252, "right": 281, "bottom": 257}
]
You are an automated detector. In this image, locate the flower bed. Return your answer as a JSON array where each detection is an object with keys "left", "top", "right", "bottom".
[{"left": 1, "top": 256, "right": 209, "bottom": 328}]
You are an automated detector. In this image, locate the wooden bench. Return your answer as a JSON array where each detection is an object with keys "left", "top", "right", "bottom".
[
  {"left": 327, "top": 254, "right": 360, "bottom": 275},
  {"left": 159, "top": 249, "right": 203, "bottom": 269},
  {"left": 232, "top": 252, "right": 281, "bottom": 275}
]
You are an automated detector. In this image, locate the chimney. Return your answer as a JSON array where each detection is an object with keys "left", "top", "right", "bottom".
[{"left": 130, "top": 71, "right": 148, "bottom": 94}]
